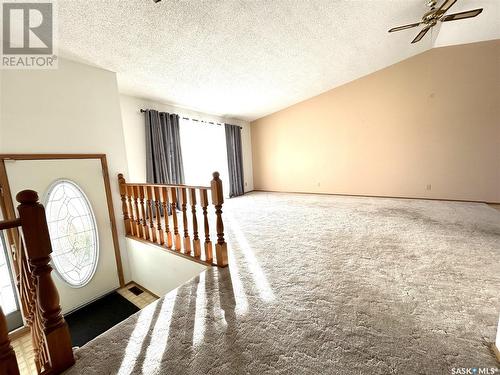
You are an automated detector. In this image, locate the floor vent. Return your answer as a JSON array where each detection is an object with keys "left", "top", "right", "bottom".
[{"left": 128, "top": 286, "right": 144, "bottom": 296}]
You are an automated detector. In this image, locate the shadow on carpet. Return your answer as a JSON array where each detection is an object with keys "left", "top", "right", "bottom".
[{"left": 65, "top": 292, "right": 139, "bottom": 347}]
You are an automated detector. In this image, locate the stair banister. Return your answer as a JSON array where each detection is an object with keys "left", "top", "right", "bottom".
[{"left": 117, "top": 172, "right": 228, "bottom": 267}]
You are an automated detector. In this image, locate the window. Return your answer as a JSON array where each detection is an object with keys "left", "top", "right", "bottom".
[
  {"left": 45, "top": 180, "right": 98, "bottom": 287},
  {"left": 180, "top": 118, "right": 230, "bottom": 196}
]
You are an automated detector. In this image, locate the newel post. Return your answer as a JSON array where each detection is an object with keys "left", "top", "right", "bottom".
[
  {"left": 16, "top": 190, "right": 75, "bottom": 373},
  {"left": 0, "top": 306, "right": 20, "bottom": 375},
  {"left": 211, "top": 172, "right": 228, "bottom": 267},
  {"left": 118, "top": 174, "right": 132, "bottom": 235}
]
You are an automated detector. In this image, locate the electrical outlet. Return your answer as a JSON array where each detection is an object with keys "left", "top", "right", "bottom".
[
  {"left": 426, "top": 184, "right": 432, "bottom": 191},
  {"left": 245, "top": 182, "right": 247, "bottom": 187}
]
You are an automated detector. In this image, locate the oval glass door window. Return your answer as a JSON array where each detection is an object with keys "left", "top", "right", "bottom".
[{"left": 44, "top": 180, "right": 99, "bottom": 287}]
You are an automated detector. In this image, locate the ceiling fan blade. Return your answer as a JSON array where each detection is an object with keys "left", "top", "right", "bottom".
[
  {"left": 388, "top": 22, "right": 421, "bottom": 33},
  {"left": 411, "top": 25, "right": 431, "bottom": 44},
  {"left": 436, "top": 0, "right": 458, "bottom": 14},
  {"left": 441, "top": 8, "right": 483, "bottom": 21}
]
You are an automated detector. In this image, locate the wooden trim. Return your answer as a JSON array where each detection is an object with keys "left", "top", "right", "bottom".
[
  {"left": 0, "top": 154, "right": 125, "bottom": 288},
  {"left": 0, "top": 160, "right": 16, "bottom": 221},
  {"left": 493, "top": 344, "right": 500, "bottom": 363},
  {"left": 100, "top": 157, "right": 125, "bottom": 287},
  {"left": 7, "top": 325, "right": 29, "bottom": 341},
  {"left": 252, "top": 189, "right": 500, "bottom": 205},
  {"left": 0, "top": 160, "right": 21, "bottom": 278},
  {"left": 123, "top": 281, "right": 160, "bottom": 300},
  {"left": 126, "top": 235, "right": 214, "bottom": 268},
  {"left": 0, "top": 153, "right": 106, "bottom": 160}
]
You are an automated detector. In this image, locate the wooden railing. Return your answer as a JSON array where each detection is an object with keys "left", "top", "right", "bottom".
[
  {"left": 118, "top": 172, "right": 228, "bottom": 267},
  {"left": 0, "top": 191, "right": 74, "bottom": 375}
]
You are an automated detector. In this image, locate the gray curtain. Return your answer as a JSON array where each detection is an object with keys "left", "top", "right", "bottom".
[
  {"left": 145, "top": 110, "right": 185, "bottom": 184},
  {"left": 225, "top": 124, "right": 244, "bottom": 197}
]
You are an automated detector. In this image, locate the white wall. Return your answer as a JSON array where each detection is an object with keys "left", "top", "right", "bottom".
[
  {"left": 0, "top": 59, "right": 218, "bottom": 299},
  {"left": 0, "top": 58, "right": 132, "bottom": 282},
  {"left": 119, "top": 94, "right": 254, "bottom": 191},
  {"left": 126, "top": 239, "right": 206, "bottom": 297}
]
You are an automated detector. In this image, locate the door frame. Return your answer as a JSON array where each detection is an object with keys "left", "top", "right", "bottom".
[
  {"left": 0, "top": 153, "right": 125, "bottom": 288},
  {"left": 0, "top": 232, "right": 23, "bottom": 331}
]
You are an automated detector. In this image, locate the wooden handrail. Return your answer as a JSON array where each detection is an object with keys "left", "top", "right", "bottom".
[
  {"left": 118, "top": 173, "right": 228, "bottom": 267},
  {"left": 122, "top": 182, "right": 211, "bottom": 190},
  {"left": 0, "top": 219, "right": 21, "bottom": 231}
]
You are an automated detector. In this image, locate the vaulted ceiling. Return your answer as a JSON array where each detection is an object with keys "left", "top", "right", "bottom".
[{"left": 58, "top": 0, "right": 499, "bottom": 121}]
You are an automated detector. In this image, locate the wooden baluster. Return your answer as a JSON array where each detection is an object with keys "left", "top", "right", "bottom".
[
  {"left": 14, "top": 238, "right": 39, "bottom": 370},
  {"left": 0, "top": 306, "right": 20, "bottom": 375},
  {"left": 200, "top": 189, "right": 213, "bottom": 263},
  {"left": 211, "top": 172, "right": 228, "bottom": 267},
  {"left": 32, "top": 304, "right": 47, "bottom": 372},
  {"left": 153, "top": 186, "right": 164, "bottom": 245},
  {"left": 126, "top": 185, "right": 136, "bottom": 237},
  {"left": 161, "top": 187, "right": 173, "bottom": 248},
  {"left": 169, "top": 188, "right": 182, "bottom": 251},
  {"left": 145, "top": 186, "right": 157, "bottom": 243},
  {"left": 132, "top": 186, "right": 144, "bottom": 239},
  {"left": 16, "top": 190, "right": 75, "bottom": 373},
  {"left": 117, "top": 174, "right": 132, "bottom": 235},
  {"left": 23, "top": 251, "right": 43, "bottom": 371},
  {"left": 138, "top": 186, "right": 149, "bottom": 240},
  {"left": 189, "top": 188, "right": 201, "bottom": 258},
  {"left": 180, "top": 188, "right": 191, "bottom": 255}
]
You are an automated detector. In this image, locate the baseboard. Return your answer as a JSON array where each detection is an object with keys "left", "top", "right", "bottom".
[
  {"left": 251, "top": 189, "right": 500, "bottom": 205},
  {"left": 64, "top": 287, "right": 118, "bottom": 316}
]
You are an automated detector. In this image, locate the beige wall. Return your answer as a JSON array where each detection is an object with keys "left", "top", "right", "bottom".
[
  {"left": 251, "top": 40, "right": 500, "bottom": 203},
  {"left": 120, "top": 94, "right": 254, "bottom": 191}
]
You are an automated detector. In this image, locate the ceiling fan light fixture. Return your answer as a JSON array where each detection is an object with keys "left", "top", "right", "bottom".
[{"left": 388, "top": 0, "right": 483, "bottom": 44}]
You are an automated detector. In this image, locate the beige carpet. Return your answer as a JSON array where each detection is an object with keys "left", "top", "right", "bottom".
[{"left": 65, "top": 192, "right": 500, "bottom": 374}]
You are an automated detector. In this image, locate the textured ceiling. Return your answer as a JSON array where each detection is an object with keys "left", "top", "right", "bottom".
[{"left": 57, "top": 0, "right": 500, "bottom": 121}]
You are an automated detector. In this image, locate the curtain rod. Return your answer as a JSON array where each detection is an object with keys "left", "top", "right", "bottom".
[{"left": 140, "top": 109, "right": 242, "bottom": 129}]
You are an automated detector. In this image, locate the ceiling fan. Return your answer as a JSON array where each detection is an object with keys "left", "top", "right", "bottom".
[{"left": 388, "top": 0, "right": 483, "bottom": 44}]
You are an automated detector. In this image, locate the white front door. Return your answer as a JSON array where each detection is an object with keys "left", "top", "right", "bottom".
[{"left": 5, "top": 159, "right": 120, "bottom": 314}]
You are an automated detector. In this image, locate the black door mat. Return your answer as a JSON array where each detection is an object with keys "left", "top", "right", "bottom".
[
  {"left": 129, "top": 286, "right": 144, "bottom": 296},
  {"left": 65, "top": 291, "right": 140, "bottom": 347}
]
